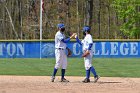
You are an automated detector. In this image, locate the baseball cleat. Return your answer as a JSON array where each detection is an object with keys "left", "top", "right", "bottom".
[
  {"left": 61, "top": 78, "right": 69, "bottom": 82},
  {"left": 82, "top": 78, "right": 90, "bottom": 83},
  {"left": 51, "top": 76, "right": 55, "bottom": 82},
  {"left": 94, "top": 75, "right": 100, "bottom": 83}
]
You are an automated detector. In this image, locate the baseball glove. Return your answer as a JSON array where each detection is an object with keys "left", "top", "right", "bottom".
[
  {"left": 82, "top": 51, "right": 90, "bottom": 57},
  {"left": 66, "top": 47, "right": 72, "bottom": 57}
]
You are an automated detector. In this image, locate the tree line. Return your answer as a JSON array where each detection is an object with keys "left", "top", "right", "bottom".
[{"left": 0, "top": 0, "right": 140, "bottom": 40}]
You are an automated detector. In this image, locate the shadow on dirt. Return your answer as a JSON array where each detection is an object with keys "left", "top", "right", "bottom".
[{"left": 97, "top": 81, "right": 122, "bottom": 84}]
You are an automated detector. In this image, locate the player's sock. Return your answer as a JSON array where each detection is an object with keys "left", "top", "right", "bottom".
[
  {"left": 52, "top": 68, "right": 58, "bottom": 77},
  {"left": 86, "top": 70, "right": 90, "bottom": 79},
  {"left": 61, "top": 69, "right": 65, "bottom": 79},
  {"left": 90, "top": 66, "right": 97, "bottom": 77}
]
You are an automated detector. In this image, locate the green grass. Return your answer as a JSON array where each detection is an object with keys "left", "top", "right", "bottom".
[{"left": 0, "top": 58, "right": 140, "bottom": 77}]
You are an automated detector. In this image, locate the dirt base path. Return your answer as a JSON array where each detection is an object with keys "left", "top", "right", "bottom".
[{"left": 0, "top": 76, "right": 140, "bottom": 93}]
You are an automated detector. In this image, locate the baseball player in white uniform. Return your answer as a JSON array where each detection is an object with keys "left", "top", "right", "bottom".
[
  {"left": 51, "top": 23, "right": 75, "bottom": 82},
  {"left": 75, "top": 26, "right": 100, "bottom": 83}
]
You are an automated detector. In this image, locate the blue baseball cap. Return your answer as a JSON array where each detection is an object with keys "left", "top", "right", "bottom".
[
  {"left": 57, "top": 23, "right": 65, "bottom": 28},
  {"left": 83, "top": 26, "right": 90, "bottom": 32}
]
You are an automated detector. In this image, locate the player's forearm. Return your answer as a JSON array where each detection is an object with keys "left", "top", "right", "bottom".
[
  {"left": 88, "top": 43, "right": 93, "bottom": 50},
  {"left": 76, "top": 37, "right": 82, "bottom": 45},
  {"left": 61, "top": 38, "right": 70, "bottom": 43}
]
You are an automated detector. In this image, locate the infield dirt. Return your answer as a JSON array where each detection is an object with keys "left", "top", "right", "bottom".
[{"left": 0, "top": 76, "right": 140, "bottom": 93}]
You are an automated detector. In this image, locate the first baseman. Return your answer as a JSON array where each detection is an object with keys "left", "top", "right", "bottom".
[
  {"left": 51, "top": 23, "right": 75, "bottom": 82},
  {"left": 75, "top": 26, "right": 100, "bottom": 83}
]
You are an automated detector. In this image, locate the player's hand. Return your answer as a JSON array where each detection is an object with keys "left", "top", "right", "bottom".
[
  {"left": 82, "top": 50, "right": 90, "bottom": 57},
  {"left": 74, "top": 34, "right": 77, "bottom": 38},
  {"left": 70, "top": 33, "right": 77, "bottom": 39},
  {"left": 66, "top": 47, "right": 72, "bottom": 57}
]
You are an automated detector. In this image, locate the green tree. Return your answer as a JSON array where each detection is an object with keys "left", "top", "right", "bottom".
[{"left": 112, "top": 0, "right": 140, "bottom": 38}]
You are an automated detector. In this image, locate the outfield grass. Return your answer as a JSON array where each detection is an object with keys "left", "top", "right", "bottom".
[{"left": 0, "top": 58, "right": 140, "bottom": 77}]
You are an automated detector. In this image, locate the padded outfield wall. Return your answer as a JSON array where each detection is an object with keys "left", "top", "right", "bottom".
[{"left": 0, "top": 40, "right": 140, "bottom": 58}]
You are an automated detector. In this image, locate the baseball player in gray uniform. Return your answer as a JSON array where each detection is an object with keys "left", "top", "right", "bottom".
[
  {"left": 51, "top": 23, "right": 75, "bottom": 82},
  {"left": 75, "top": 26, "right": 100, "bottom": 83}
]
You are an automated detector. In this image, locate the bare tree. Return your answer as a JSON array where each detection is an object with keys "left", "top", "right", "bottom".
[
  {"left": 76, "top": 0, "right": 80, "bottom": 37},
  {"left": 84, "top": 0, "right": 93, "bottom": 26},
  {"left": 57, "top": 0, "right": 63, "bottom": 23},
  {"left": 18, "top": 0, "right": 23, "bottom": 39},
  {"left": 107, "top": 1, "right": 110, "bottom": 39},
  {"left": 98, "top": 0, "right": 101, "bottom": 39},
  {"left": 65, "top": 0, "right": 71, "bottom": 36},
  {"left": 5, "top": 1, "right": 19, "bottom": 39}
]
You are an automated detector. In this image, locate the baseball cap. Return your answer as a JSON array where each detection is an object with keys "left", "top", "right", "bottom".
[
  {"left": 82, "top": 26, "right": 90, "bottom": 32},
  {"left": 57, "top": 23, "right": 65, "bottom": 28}
]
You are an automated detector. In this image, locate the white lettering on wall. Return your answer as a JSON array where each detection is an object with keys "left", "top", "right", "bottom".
[
  {"left": 0, "top": 43, "right": 25, "bottom": 56},
  {"left": 120, "top": 42, "right": 129, "bottom": 55},
  {"left": 110, "top": 42, "right": 118, "bottom": 55},
  {"left": 17, "top": 43, "right": 25, "bottom": 56},
  {"left": 7, "top": 43, "right": 16, "bottom": 56},
  {"left": 93, "top": 43, "right": 99, "bottom": 55},
  {"left": 0, "top": 43, "right": 5, "bottom": 55},
  {"left": 130, "top": 42, "right": 138, "bottom": 55},
  {"left": 73, "top": 43, "right": 81, "bottom": 55},
  {"left": 101, "top": 42, "right": 109, "bottom": 55}
]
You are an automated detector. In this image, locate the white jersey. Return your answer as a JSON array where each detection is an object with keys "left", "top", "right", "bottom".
[
  {"left": 81, "top": 34, "right": 93, "bottom": 70},
  {"left": 55, "top": 31, "right": 66, "bottom": 49},
  {"left": 81, "top": 34, "right": 93, "bottom": 51}
]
